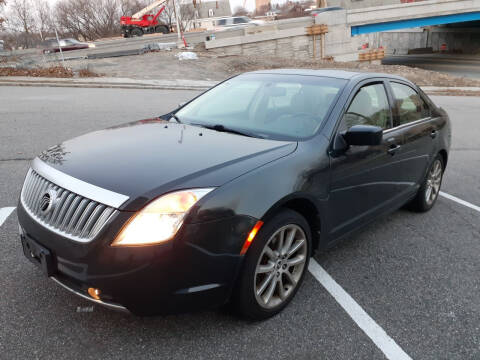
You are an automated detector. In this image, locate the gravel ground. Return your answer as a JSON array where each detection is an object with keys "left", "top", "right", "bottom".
[
  {"left": 78, "top": 49, "right": 480, "bottom": 87},
  {"left": 4, "top": 48, "right": 480, "bottom": 88}
]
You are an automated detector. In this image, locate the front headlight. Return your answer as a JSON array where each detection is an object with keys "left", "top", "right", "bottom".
[{"left": 112, "top": 188, "right": 214, "bottom": 247}]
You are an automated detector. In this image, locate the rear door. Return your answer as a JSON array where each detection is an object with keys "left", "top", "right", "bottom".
[
  {"left": 327, "top": 80, "right": 407, "bottom": 239},
  {"left": 386, "top": 81, "right": 437, "bottom": 190}
]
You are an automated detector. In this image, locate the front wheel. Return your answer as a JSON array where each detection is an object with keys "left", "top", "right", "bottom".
[
  {"left": 130, "top": 28, "right": 143, "bottom": 37},
  {"left": 408, "top": 154, "right": 444, "bottom": 212},
  {"left": 234, "top": 209, "right": 311, "bottom": 320}
]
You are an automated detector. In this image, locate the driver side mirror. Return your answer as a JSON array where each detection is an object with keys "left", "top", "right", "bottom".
[
  {"left": 332, "top": 125, "right": 383, "bottom": 155},
  {"left": 343, "top": 125, "right": 383, "bottom": 146}
]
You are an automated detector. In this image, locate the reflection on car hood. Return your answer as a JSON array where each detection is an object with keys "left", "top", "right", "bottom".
[{"left": 39, "top": 119, "right": 297, "bottom": 211}]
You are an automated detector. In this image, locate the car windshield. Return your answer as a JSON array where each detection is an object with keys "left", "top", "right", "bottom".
[{"left": 176, "top": 74, "right": 346, "bottom": 141}]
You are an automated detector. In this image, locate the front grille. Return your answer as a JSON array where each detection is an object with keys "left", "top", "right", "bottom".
[{"left": 21, "top": 169, "right": 116, "bottom": 242}]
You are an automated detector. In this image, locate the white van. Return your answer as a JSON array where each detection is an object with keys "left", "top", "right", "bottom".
[{"left": 213, "top": 16, "right": 265, "bottom": 31}]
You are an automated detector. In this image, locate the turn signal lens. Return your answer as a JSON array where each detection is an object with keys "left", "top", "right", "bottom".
[
  {"left": 112, "top": 189, "right": 214, "bottom": 247},
  {"left": 88, "top": 287, "right": 101, "bottom": 300},
  {"left": 240, "top": 221, "right": 264, "bottom": 255}
]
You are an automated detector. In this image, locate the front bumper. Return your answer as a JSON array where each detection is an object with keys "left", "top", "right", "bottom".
[{"left": 17, "top": 203, "right": 257, "bottom": 315}]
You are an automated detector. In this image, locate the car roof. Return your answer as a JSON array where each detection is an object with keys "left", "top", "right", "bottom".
[{"left": 245, "top": 68, "right": 411, "bottom": 83}]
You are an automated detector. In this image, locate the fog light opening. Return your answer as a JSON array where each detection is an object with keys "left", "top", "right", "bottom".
[
  {"left": 240, "top": 221, "right": 264, "bottom": 255},
  {"left": 88, "top": 287, "right": 101, "bottom": 300}
]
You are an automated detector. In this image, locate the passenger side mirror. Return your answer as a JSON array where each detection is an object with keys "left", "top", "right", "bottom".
[{"left": 343, "top": 125, "right": 383, "bottom": 146}]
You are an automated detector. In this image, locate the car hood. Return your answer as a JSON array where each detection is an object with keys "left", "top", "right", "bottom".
[{"left": 38, "top": 119, "right": 297, "bottom": 211}]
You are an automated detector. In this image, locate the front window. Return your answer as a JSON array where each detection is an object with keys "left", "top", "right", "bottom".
[
  {"left": 175, "top": 74, "right": 346, "bottom": 141},
  {"left": 340, "top": 83, "right": 391, "bottom": 132}
]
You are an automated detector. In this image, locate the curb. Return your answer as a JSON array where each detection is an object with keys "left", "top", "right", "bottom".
[
  {"left": 0, "top": 81, "right": 212, "bottom": 91},
  {"left": 0, "top": 77, "right": 216, "bottom": 91}
]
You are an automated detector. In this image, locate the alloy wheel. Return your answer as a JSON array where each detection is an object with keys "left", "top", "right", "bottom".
[
  {"left": 254, "top": 224, "right": 307, "bottom": 309},
  {"left": 425, "top": 159, "right": 442, "bottom": 206}
]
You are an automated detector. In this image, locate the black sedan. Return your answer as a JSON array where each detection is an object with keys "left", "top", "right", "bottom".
[{"left": 18, "top": 70, "right": 450, "bottom": 320}]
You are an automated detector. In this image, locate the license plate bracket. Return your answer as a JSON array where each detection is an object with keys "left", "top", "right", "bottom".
[{"left": 21, "top": 235, "right": 55, "bottom": 277}]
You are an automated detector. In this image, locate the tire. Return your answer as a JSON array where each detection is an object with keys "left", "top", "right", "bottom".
[
  {"left": 234, "top": 209, "right": 311, "bottom": 320},
  {"left": 155, "top": 26, "right": 169, "bottom": 34},
  {"left": 408, "top": 154, "right": 444, "bottom": 212},
  {"left": 130, "top": 28, "right": 143, "bottom": 37}
]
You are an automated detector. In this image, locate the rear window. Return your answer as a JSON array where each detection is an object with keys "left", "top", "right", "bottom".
[{"left": 391, "top": 82, "right": 430, "bottom": 125}]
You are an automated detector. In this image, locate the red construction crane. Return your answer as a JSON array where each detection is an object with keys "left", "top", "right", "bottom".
[{"left": 120, "top": 0, "right": 170, "bottom": 38}]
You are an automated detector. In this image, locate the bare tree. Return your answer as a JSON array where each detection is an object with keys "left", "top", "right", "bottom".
[
  {"left": 179, "top": 3, "right": 196, "bottom": 32},
  {"left": 0, "top": 0, "right": 6, "bottom": 31},
  {"left": 233, "top": 6, "right": 248, "bottom": 16},
  {"left": 8, "top": 0, "right": 37, "bottom": 47},
  {"left": 119, "top": 0, "right": 149, "bottom": 16},
  {"left": 55, "top": 0, "right": 121, "bottom": 41},
  {"left": 159, "top": 0, "right": 175, "bottom": 29},
  {"left": 35, "top": 0, "right": 54, "bottom": 40}
]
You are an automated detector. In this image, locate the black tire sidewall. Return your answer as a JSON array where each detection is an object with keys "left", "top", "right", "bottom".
[
  {"left": 412, "top": 154, "right": 444, "bottom": 212},
  {"left": 156, "top": 26, "right": 168, "bottom": 34},
  {"left": 234, "top": 208, "right": 312, "bottom": 320},
  {"left": 131, "top": 29, "right": 143, "bottom": 37}
]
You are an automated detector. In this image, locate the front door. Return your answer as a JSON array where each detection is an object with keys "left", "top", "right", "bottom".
[{"left": 327, "top": 81, "right": 409, "bottom": 240}]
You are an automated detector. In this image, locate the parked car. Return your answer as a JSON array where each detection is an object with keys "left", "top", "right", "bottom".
[
  {"left": 42, "top": 38, "right": 94, "bottom": 54},
  {"left": 18, "top": 70, "right": 450, "bottom": 320},
  {"left": 213, "top": 16, "right": 265, "bottom": 31},
  {"left": 307, "top": 6, "right": 344, "bottom": 16}
]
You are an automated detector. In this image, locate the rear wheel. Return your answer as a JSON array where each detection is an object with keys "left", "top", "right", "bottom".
[
  {"left": 408, "top": 154, "right": 444, "bottom": 212},
  {"left": 155, "top": 25, "right": 169, "bottom": 34},
  {"left": 234, "top": 209, "right": 311, "bottom": 320},
  {"left": 130, "top": 28, "right": 143, "bottom": 37}
]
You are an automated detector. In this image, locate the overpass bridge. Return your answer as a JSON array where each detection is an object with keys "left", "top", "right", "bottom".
[
  {"left": 348, "top": 0, "right": 480, "bottom": 35},
  {"left": 204, "top": 0, "right": 479, "bottom": 62},
  {"left": 313, "top": 0, "right": 480, "bottom": 60}
]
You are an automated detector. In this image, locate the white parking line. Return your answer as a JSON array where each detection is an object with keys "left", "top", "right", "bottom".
[
  {"left": 0, "top": 207, "right": 16, "bottom": 227},
  {"left": 307, "top": 191, "right": 480, "bottom": 359},
  {"left": 308, "top": 260, "right": 413, "bottom": 360},
  {"left": 440, "top": 191, "right": 480, "bottom": 213}
]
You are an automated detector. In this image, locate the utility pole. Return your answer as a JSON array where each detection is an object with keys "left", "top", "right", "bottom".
[
  {"left": 172, "top": 0, "right": 182, "bottom": 43},
  {"left": 54, "top": 28, "right": 65, "bottom": 68}
]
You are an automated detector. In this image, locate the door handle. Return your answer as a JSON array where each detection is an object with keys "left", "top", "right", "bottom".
[
  {"left": 387, "top": 144, "right": 401, "bottom": 155},
  {"left": 430, "top": 130, "right": 438, "bottom": 139}
]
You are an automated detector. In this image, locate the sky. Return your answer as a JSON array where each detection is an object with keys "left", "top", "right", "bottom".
[{"left": 43, "top": 0, "right": 282, "bottom": 13}]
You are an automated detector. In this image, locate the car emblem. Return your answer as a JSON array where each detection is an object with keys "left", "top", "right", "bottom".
[{"left": 39, "top": 189, "right": 58, "bottom": 215}]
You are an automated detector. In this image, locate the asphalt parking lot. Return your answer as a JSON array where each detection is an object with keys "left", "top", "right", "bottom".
[{"left": 0, "top": 86, "right": 479, "bottom": 360}]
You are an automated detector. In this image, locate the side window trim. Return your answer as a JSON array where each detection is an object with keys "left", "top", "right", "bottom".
[
  {"left": 387, "top": 80, "right": 432, "bottom": 129},
  {"left": 333, "top": 79, "right": 393, "bottom": 137}
]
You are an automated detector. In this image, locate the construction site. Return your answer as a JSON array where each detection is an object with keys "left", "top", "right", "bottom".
[{"left": 1, "top": 0, "right": 480, "bottom": 89}]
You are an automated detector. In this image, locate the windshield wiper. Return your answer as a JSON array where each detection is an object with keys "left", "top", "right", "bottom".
[
  {"left": 191, "top": 123, "right": 263, "bottom": 139},
  {"left": 170, "top": 114, "right": 182, "bottom": 123}
]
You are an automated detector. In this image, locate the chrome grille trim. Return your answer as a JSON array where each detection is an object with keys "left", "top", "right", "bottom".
[
  {"left": 20, "top": 168, "right": 119, "bottom": 243},
  {"left": 31, "top": 158, "right": 129, "bottom": 209}
]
